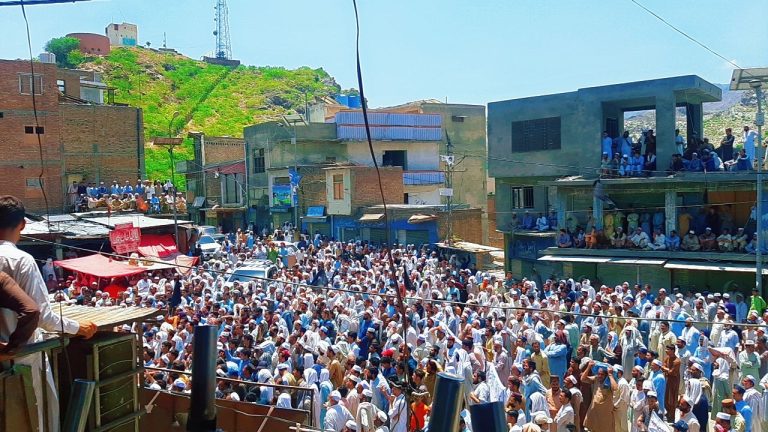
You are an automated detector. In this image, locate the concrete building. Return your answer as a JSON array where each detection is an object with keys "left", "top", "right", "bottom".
[
  {"left": 66, "top": 33, "right": 111, "bottom": 56},
  {"left": 0, "top": 59, "right": 144, "bottom": 214},
  {"left": 180, "top": 133, "right": 246, "bottom": 231},
  {"left": 488, "top": 75, "right": 765, "bottom": 291},
  {"left": 105, "top": 22, "right": 138, "bottom": 47},
  {"left": 243, "top": 110, "right": 447, "bottom": 240}
]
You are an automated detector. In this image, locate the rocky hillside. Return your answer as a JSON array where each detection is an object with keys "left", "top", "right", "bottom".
[{"left": 78, "top": 47, "right": 341, "bottom": 187}]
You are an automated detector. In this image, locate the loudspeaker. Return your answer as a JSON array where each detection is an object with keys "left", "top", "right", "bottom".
[{"left": 58, "top": 332, "right": 141, "bottom": 432}]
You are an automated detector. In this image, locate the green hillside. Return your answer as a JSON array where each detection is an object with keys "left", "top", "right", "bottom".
[{"left": 80, "top": 47, "right": 341, "bottom": 188}]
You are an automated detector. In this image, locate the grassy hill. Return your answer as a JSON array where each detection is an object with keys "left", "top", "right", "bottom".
[{"left": 79, "top": 47, "right": 341, "bottom": 188}]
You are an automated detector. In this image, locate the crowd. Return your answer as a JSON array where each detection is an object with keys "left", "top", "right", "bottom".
[
  {"left": 46, "top": 231, "right": 768, "bottom": 432},
  {"left": 6, "top": 190, "right": 768, "bottom": 432},
  {"left": 66, "top": 179, "right": 187, "bottom": 214},
  {"left": 600, "top": 126, "right": 762, "bottom": 177},
  {"left": 553, "top": 204, "right": 763, "bottom": 254}
]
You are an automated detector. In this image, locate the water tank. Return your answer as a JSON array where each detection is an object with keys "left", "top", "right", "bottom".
[
  {"left": 334, "top": 95, "right": 349, "bottom": 107},
  {"left": 39, "top": 52, "right": 56, "bottom": 64},
  {"left": 347, "top": 95, "right": 361, "bottom": 108}
]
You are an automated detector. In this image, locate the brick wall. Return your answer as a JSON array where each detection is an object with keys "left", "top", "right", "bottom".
[
  {"left": 298, "top": 166, "right": 328, "bottom": 209},
  {"left": 351, "top": 166, "right": 403, "bottom": 212},
  {"left": 59, "top": 104, "right": 144, "bottom": 187},
  {"left": 438, "top": 208, "right": 483, "bottom": 244},
  {"left": 486, "top": 194, "right": 504, "bottom": 248},
  {"left": 0, "top": 60, "right": 63, "bottom": 212},
  {"left": 56, "top": 69, "right": 85, "bottom": 99},
  {"left": 202, "top": 137, "right": 245, "bottom": 165}
]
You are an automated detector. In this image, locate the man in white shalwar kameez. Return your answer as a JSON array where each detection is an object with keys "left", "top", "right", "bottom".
[{"left": 0, "top": 196, "right": 97, "bottom": 432}]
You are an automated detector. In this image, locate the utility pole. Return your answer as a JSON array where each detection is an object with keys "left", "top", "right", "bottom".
[
  {"left": 753, "top": 81, "right": 765, "bottom": 294},
  {"left": 442, "top": 132, "right": 455, "bottom": 245}
]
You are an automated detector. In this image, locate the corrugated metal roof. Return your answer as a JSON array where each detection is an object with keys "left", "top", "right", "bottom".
[
  {"left": 57, "top": 305, "right": 160, "bottom": 329},
  {"left": 403, "top": 171, "right": 445, "bottom": 185},
  {"left": 84, "top": 214, "right": 191, "bottom": 230},
  {"left": 337, "top": 125, "right": 442, "bottom": 141},
  {"left": 359, "top": 213, "right": 385, "bottom": 222},
  {"left": 22, "top": 219, "right": 111, "bottom": 238},
  {"left": 335, "top": 111, "right": 442, "bottom": 127}
]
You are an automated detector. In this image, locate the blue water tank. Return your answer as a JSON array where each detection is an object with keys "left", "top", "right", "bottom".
[
  {"left": 334, "top": 95, "right": 349, "bottom": 107},
  {"left": 347, "top": 95, "right": 361, "bottom": 108}
]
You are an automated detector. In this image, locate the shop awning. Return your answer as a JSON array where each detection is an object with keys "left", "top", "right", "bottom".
[
  {"left": 408, "top": 214, "right": 437, "bottom": 224},
  {"left": 664, "top": 260, "right": 768, "bottom": 274},
  {"left": 538, "top": 255, "right": 609, "bottom": 263},
  {"left": 137, "top": 234, "right": 177, "bottom": 258},
  {"left": 607, "top": 258, "right": 667, "bottom": 266},
  {"left": 359, "top": 213, "right": 385, "bottom": 222},
  {"left": 140, "top": 254, "right": 198, "bottom": 274},
  {"left": 54, "top": 254, "right": 146, "bottom": 279}
]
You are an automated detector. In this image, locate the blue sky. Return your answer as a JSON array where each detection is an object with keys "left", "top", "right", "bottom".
[{"left": 1, "top": 0, "right": 765, "bottom": 107}]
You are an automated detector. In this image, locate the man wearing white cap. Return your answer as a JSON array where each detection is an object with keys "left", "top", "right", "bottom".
[
  {"left": 742, "top": 375, "right": 762, "bottom": 432},
  {"left": 324, "top": 390, "right": 354, "bottom": 432},
  {"left": 739, "top": 340, "right": 761, "bottom": 383},
  {"left": 355, "top": 388, "right": 379, "bottom": 432},
  {"left": 493, "top": 335, "right": 512, "bottom": 383},
  {"left": 385, "top": 379, "right": 407, "bottom": 432}
]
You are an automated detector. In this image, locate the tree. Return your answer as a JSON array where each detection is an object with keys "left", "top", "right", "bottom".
[{"left": 44, "top": 37, "right": 81, "bottom": 68}]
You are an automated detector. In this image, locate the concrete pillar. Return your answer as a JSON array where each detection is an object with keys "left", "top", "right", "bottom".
[
  {"left": 593, "top": 195, "right": 604, "bottom": 229},
  {"left": 665, "top": 191, "right": 677, "bottom": 235},
  {"left": 554, "top": 187, "right": 566, "bottom": 230},
  {"left": 655, "top": 94, "right": 677, "bottom": 174},
  {"left": 685, "top": 103, "right": 704, "bottom": 142}
]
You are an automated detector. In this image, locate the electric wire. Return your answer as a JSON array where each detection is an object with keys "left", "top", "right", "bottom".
[
  {"left": 351, "top": 0, "right": 413, "bottom": 411},
  {"left": 628, "top": 0, "right": 749, "bottom": 74},
  {"left": 24, "top": 235, "right": 767, "bottom": 327}
]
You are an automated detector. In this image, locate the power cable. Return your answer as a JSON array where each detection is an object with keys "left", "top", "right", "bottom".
[
  {"left": 352, "top": 0, "right": 413, "bottom": 407},
  {"left": 628, "top": 0, "right": 750, "bottom": 74},
  {"left": 24, "top": 234, "right": 766, "bottom": 327}
]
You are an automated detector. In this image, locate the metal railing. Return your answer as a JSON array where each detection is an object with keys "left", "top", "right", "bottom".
[{"left": 144, "top": 365, "right": 316, "bottom": 427}]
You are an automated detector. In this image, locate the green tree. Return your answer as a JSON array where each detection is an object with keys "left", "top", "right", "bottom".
[{"left": 44, "top": 37, "right": 81, "bottom": 68}]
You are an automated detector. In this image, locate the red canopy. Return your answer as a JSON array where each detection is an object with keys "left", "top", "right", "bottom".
[
  {"left": 137, "top": 234, "right": 177, "bottom": 258},
  {"left": 54, "top": 254, "right": 146, "bottom": 279}
]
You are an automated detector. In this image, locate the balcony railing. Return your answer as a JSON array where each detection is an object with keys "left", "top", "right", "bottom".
[{"left": 403, "top": 170, "right": 445, "bottom": 186}]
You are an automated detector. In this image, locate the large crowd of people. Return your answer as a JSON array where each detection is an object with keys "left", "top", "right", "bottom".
[
  {"left": 66, "top": 179, "right": 187, "bottom": 214},
  {"left": 600, "top": 126, "right": 762, "bottom": 177},
  {"left": 5, "top": 192, "right": 768, "bottom": 432}
]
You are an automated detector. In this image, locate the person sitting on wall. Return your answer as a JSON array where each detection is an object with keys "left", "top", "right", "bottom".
[
  {"left": 688, "top": 153, "right": 704, "bottom": 172},
  {"left": 585, "top": 227, "right": 599, "bottom": 249},
  {"left": 699, "top": 227, "right": 718, "bottom": 251},
  {"left": 536, "top": 213, "right": 550, "bottom": 231},
  {"left": 733, "top": 228, "right": 748, "bottom": 252},
  {"left": 629, "top": 227, "right": 650, "bottom": 249},
  {"left": 745, "top": 233, "right": 760, "bottom": 254},
  {"left": 668, "top": 154, "right": 685, "bottom": 174},
  {"left": 643, "top": 151, "right": 657, "bottom": 176},
  {"left": 611, "top": 227, "right": 628, "bottom": 249},
  {"left": 557, "top": 229, "right": 572, "bottom": 248},
  {"left": 645, "top": 228, "right": 667, "bottom": 251},
  {"left": 717, "top": 228, "right": 734, "bottom": 252},
  {"left": 681, "top": 230, "right": 701, "bottom": 251},
  {"left": 573, "top": 228, "right": 586, "bottom": 248},
  {"left": 665, "top": 230, "right": 681, "bottom": 251},
  {"left": 629, "top": 150, "right": 644, "bottom": 177},
  {"left": 521, "top": 211, "right": 535, "bottom": 230},
  {"left": 735, "top": 148, "right": 753, "bottom": 171},
  {"left": 600, "top": 153, "right": 612, "bottom": 177}
]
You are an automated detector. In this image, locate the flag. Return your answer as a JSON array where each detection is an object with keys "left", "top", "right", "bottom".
[{"left": 648, "top": 411, "right": 670, "bottom": 432}]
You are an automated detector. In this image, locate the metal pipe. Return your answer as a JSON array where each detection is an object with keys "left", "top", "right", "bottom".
[
  {"left": 469, "top": 401, "right": 507, "bottom": 432},
  {"left": 62, "top": 379, "right": 96, "bottom": 432},
  {"left": 755, "top": 83, "right": 765, "bottom": 295},
  {"left": 187, "top": 325, "right": 218, "bottom": 432}
]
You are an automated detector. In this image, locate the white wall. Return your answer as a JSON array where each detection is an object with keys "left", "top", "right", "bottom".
[
  {"left": 405, "top": 187, "right": 440, "bottom": 205},
  {"left": 346, "top": 141, "right": 439, "bottom": 171},
  {"left": 325, "top": 168, "right": 351, "bottom": 215}
]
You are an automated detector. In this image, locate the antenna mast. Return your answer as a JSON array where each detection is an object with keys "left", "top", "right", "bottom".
[{"left": 213, "top": 0, "right": 232, "bottom": 59}]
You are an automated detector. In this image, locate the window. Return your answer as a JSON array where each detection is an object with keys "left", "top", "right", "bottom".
[
  {"left": 253, "top": 148, "right": 265, "bottom": 173},
  {"left": 382, "top": 150, "right": 407, "bottom": 169},
  {"left": 332, "top": 174, "right": 344, "bottom": 200},
  {"left": 19, "top": 73, "right": 43, "bottom": 95},
  {"left": 24, "top": 126, "right": 44, "bottom": 134},
  {"left": 510, "top": 186, "right": 534, "bottom": 209},
  {"left": 26, "top": 178, "right": 43, "bottom": 188},
  {"left": 56, "top": 79, "right": 66, "bottom": 94},
  {"left": 325, "top": 156, "right": 337, "bottom": 163},
  {"left": 511, "top": 117, "right": 561, "bottom": 152},
  {"left": 451, "top": 115, "right": 466, "bottom": 123}
]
